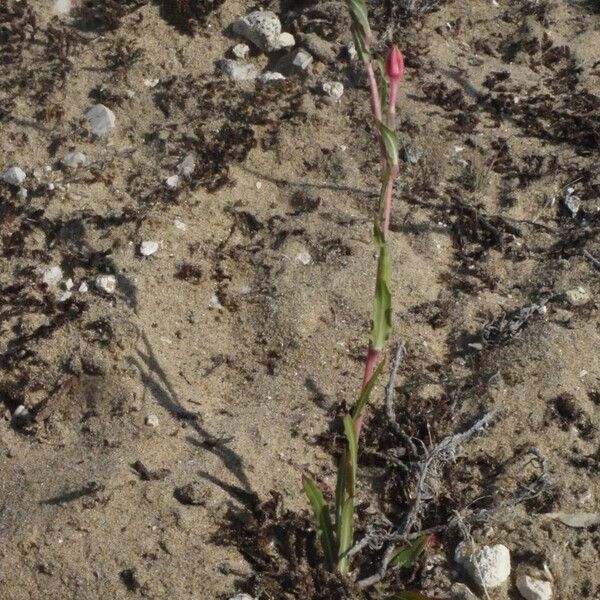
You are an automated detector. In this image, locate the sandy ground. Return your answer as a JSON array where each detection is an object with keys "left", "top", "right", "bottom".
[{"left": 1, "top": 0, "right": 600, "bottom": 598}]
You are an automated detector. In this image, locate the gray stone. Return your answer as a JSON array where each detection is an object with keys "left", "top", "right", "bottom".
[
  {"left": 165, "top": 174, "right": 179, "bottom": 188},
  {"left": 345, "top": 41, "right": 357, "bottom": 60},
  {"left": 218, "top": 59, "right": 259, "bottom": 81},
  {"left": 565, "top": 287, "right": 591, "bottom": 307},
  {"left": 2, "top": 166, "right": 26, "bottom": 186},
  {"left": 85, "top": 104, "right": 115, "bottom": 135},
  {"left": 231, "top": 43, "right": 250, "bottom": 60},
  {"left": 516, "top": 574, "right": 553, "bottom": 600},
  {"left": 177, "top": 154, "right": 196, "bottom": 177},
  {"left": 95, "top": 274, "right": 117, "bottom": 294},
  {"left": 403, "top": 143, "right": 423, "bottom": 165},
  {"left": 61, "top": 151, "right": 87, "bottom": 169},
  {"left": 563, "top": 187, "right": 581, "bottom": 218},
  {"left": 275, "top": 49, "right": 313, "bottom": 76},
  {"left": 233, "top": 11, "right": 282, "bottom": 52},
  {"left": 277, "top": 32, "right": 296, "bottom": 49},
  {"left": 257, "top": 71, "right": 286, "bottom": 83},
  {"left": 455, "top": 543, "right": 511, "bottom": 589}
]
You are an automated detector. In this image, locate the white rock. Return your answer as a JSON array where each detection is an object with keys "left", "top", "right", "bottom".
[
  {"left": 233, "top": 11, "right": 282, "bottom": 52},
  {"left": 2, "top": 166, "right": 26, "bottom": 186},
  {"left": 140, "top": 241, "right": 159, "bottom": 256},
  {"left": 61, "top": 151, "right": 87, "bottom": 169},
  {"left": 17, "top": 187, "right": 27, "bottom": 200},
  {"left": 13, "top": 405, "right": 30, "bottom": 421},
  {"left": 322, "top": 81, "right": 344, "bottom": 101},
  {"left": 165, "top": 174, "right": 179, "bottom": 188},
  {"left": 43, "top": 266, "right": 63, "bottom": 286},
  {"left": 144, "top": 78, "right": 160, "bottom": 88},
  {"left": 218, "top": 59, "right": 259, "bottom": 81},
  {"left": 85, "top": 104, "right": 116, "bottom": 135},
  {"left": 516, "top": 575, "right": 553, "bottom": 600},
  {"left": 296, "top": 251, "right": 311, "bottom": 265},
  {"left": 78, "top": 281, "right": 89, "bottom": 293},
  {"left": 95, "top": 274, "right": 117, "bottom": 294},
  {"left": 53, "top": 0, "right": 72, "bottom": 14},
  {"left": 345, "top": 41, "right": 357, "bottom": 60},
  {"left": 65, "top": 278, "right": 74, "bottom": 290},
  {"left": 455, "top": 543, "right": 511, "bottom": 589},
  {"left": 232, "top": 43, "right": 250, "bottom": 60},
  {"left": 58, "top": 291, "right": 72, "bottom": 302},
  {"left": 277, "top": 32, "right": 296, "bottom": 49},
  {"left": 565, "top": 287, "right": 591, "bottom": 307},
  {"left": 228, "top": 595, "right": 255, "bottom": 600},
  {"left": 145, "top": 414, "right": 159, "bottom": 428},
  {"left": 257, "top": 71, "right": 286, "bottom": 83},
  {"left": 174, "top": 219, "right": 187, "bottom": 231},
  {"left": 177, "top": 155, "right": 195, "bottom": 177}
]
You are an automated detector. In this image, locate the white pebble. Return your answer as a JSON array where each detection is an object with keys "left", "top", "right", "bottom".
[
  {"left": 296, "top": 251, "right": 311, "bottom": 265},
  {"left": 277, "top": 32, "right": 296, "bottom": 49},
  {"left": 65, "top": 278, "right": 74, "bottom": 290},
  {"left": 43, "top": 266, "right": 63, "bottom": 286},
  {"left": 218, "top": 59, "right": 259, "bottom": 82},
  {"left": 322, "top": 81, "right": 344, "bottom": 101},
  {"left": 17, "top": 187, "right": 27, "bottom": 200},
  {"left": 174, "top": 219, "right": 187, "bottom": 231},
  {"left": 516, "top": 575, "right": 553, "bottom": 600},
  {"left": 85, "top": 104, "right": 116, "bottom": 136},
  {"left": 565, "top": 286, "right": 591, "bottom": 307},
  {"left": 228, "top": 595, "right": 255, "bottom": 600},
  {"left": 257, "top": 71, "right": 286, "bottom": 83},
  {"left": 177, "top": 155, "right": 195, "bottom": 177},
  {"left": 145, "top": 414, "right": 159, "bottom": 428},
  {"left": 144, "top": 78, "right": 160, "bottom": 88},
  {"left": 61, "top": 151, "right": 88, "bottom": 169},
  {"left": 78, "top": 281, "right": 89, "bottom": 293},
  {"left": 165, "top": 174, "right": 179, "bottom": 188},
  {"left": 140, "top": 241, "right": 159, "bottom": 256},
  {"left": 2, "top": 166, "right": 26, "bottom": 186},
  {"left": 53, "top": 0, "right": 72, "bottom": 14},
  {"left": 455, "top": 543, "right": 511, "bottom": 589},
  {"left": 95, "top": 274, "right": 117, "bottom": 294},
  {"left": 232, "top": 43, "right": 250, "bottom": 60}
]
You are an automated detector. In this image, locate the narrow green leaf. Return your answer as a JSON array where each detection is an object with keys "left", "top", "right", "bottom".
[
  {"left": 378, "top": 166, "right": 391, "bottom": 215},
  {"left": 375, "top": 58, "right": 388, "bottom": 117},
  {"left": 350, "top": 24, "right": 368, "bottom": 61},
  {"left": 369, "top": 220, "right": 392, "bottom": 351},
  {"left": 337, "top": 497, "right": 354, "bottom": 575},
  {"left": 374, "top": 119, "right": 400, "bottom": 166},
  {"left": 345, "top": 0, "right": 370, "bottom": 39},
  {"left": 390, "top": 535, "right": 431, "bottom": 569},
  {"left": 343, "top": 415, "right": 358, "bottom": 495},
  {"left": 352, "top": 360, "right": 384, "bottom": 421},
  {"left": 302, "top": 477, "right": 336, "bottom": 568},
  {"left": 334, "top": 451, "right": 347, "bottom": 536}
]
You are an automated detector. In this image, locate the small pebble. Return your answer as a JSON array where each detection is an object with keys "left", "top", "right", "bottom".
[
  {"left": 2, "top": 166, "right": 26, "bottom": 186},
  {"left": 322, "top": 81, "right": 344, "bottom": 101},
  {"left": 85, "top": 104, "right": 116, "bottom": 135},
  {"left": 61, "top": 151, "right": 87, "bottom": 169},
  {"left": 296, "top": 251, "right": 311, "bottom": 265},
  {"left": 79, "top": 282, "right": 89, "bottom": 293},
  {"left": 345, "top": 41, "right": 357, "bottom": 60},
  {"left": 14, "top": 405, "right": 30, "bottom": 419},
  {"left": 144, "top": 78, "right": 160, "bottom": 88},
  {"left": 174, "top": 219, "right": 187, "bottom": 231},
  {"left": 65, "top": 278, "right": 74, "bottom": 290},
  {"left": 403, "top": 143, "right": 423, "bottom": 165},
  {"left": 564, "top": 187, "right": 581, "bottom": 218},
  {"left": 165, "top": 174, "right": 179, "bottom": 188},
  {"left": 95, "top": 274, "right": 117, "bottom": 294},
  {"left": 177, "top": 155, "right": 196, "bottom": 177},
  {"left": 232, "top": 43, "right": 250, "bottom": 59},
  {"left": 218, "top": 59, "right": 259, "bottom": 81},
  {"left": 145, "top": 414, "right": 159, "bottom": 428},
  {"left": 228, "top": 595, "right": 255, "bottom": 600},
  {"left": 257, "top": 71, "right": 286, "bottom": 83},
  {"left": 43, "top": 266, "right": 63, "bottom": 286},
  {"left": 17, "top": 187, "right": 27, "bottom": 200},
  {"left": 275, "top": 49, "right": 313, "bottom": 76},
  {"left": 565, "top": 286, "right": 591, "bottom": 307},
  {"left": 277, "top": 32, "right": 296, "bottom": 49},
  {"left": 516, "top": 574, "right": 553, "bottom": 600},
  {"left": 455, "top": 543, "right": 511, "bottom": 589},
  {"left": 140, "top": 241, "right": 159, "bottom": 257}
]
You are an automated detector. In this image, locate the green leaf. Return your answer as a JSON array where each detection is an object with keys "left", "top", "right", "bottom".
[
  {"left": 337, "top": 497, "right": 354, "bottom": 575},
  {"left": 350, "top": 24, "right": 368, "bottom": 61},
  {"left": 375, "top": 59, "right": 388, "bottom": 116},
  {"left": 345, "top": 0, "right": 371, "bottom": 39},
  {"left": 390, "top": 535, "right": 431, "bottom": 569},
  {"left": 302, "top": 476, "right": 336, "bottom": 568},
  {"left": 334, "top": 451, "right": 347, "bottom": 535},
  {"left": 352, "top": 360, "right": 384, "bottom": 421},
  {"left": 343, "top": 415, "right": 358, "bottom": 495},
  {"left": 374, "top": 119, "right": 400, "bottom": 166},
  {"left": 368, "top": 220, "right": 392, "bottom": 351}
]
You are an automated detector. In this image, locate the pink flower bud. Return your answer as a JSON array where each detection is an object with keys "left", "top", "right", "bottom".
[{"left": 386, "top": 46, "right": 404, "bottom": 82}]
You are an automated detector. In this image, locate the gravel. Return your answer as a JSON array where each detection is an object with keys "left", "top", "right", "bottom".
[
  {"left": 516, "top": 574, "right": 553, "bottom": 600},
  {"left": 85, "top": 104, "right": 116, "bottom": 135},
  {"left": 455, "top": 543, "right": 511, "bottom": 589},
  {"left": 145, "top": 414, "right": 159, "bottom": 427},
  {"left": 140, "top": 241, "right": 159, "bottom": 256},
  {"left": 43, "top": 266, "right": 63, "bottom": 286},
  {"left": 2, "top": 166, "right": 26, "bottom": 186},
  {"left": 218, "top": 59, "right": 259, "bottom": 81},
  {"left": 95, "top": 274, "right": 117, "bottom": 294}
]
